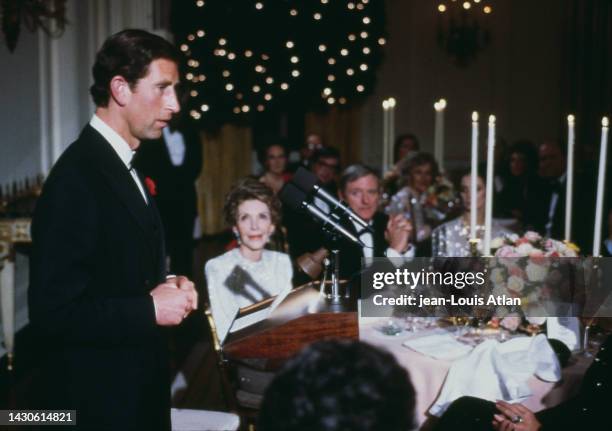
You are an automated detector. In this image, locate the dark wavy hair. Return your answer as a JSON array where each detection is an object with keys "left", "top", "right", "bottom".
[
  {"left": 508, "top": 140, "right": 539, "bottom": 177},
  {"left": 257, "top": 142, "right": 288, "bottom": 166},
  {"left": 223, "top": 177, "right": 282, "bottom": 227},
  {"left": 90, "top": 29, "right": 181, "bottom": 107},
  {"left": 258, "top": 340, "right": 416, "bottom": 431},
  {"left": 394, "top": 133, "right": 420, "bottom": 163}
]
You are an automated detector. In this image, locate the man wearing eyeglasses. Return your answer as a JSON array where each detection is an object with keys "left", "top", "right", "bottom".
[{"left": 285, "top": 147, "right": 342, "bottom": 261}]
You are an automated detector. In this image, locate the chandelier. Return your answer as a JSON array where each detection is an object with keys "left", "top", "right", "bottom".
[
  {"left": 436, "top": 0, "right": 493, "bottom": 67},
  {"left": 1, "top": 0, "right": 68, "bottom": 52}
]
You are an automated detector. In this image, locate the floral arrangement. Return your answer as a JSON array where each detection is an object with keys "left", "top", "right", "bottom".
[
  {"left": 492, "top": 231, "right": 579, "bottom": 258},
  {"left": 487, "top": 231, "right": 581, "bottom": 328}
]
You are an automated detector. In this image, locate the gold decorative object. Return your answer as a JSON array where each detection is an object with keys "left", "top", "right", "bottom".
[
  {"left": 0, "top": 218, "right": 31, "bottom": 371},
  {"left": 469, "top": 238, "right": 480, "bottom": 257}
]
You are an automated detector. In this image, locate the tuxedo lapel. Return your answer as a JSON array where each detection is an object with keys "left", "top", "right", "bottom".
[
  {"left": 372, "top": 213, "right": 389, "bottom": 257},
  {"left": 134, "top": 166, "right": 167, "bottom": 274},
  {"left": 79, "top": 126, "right": 158, "bottom": 251}
]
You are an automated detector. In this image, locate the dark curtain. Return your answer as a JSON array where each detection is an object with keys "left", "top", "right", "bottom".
[
  {"left": 562, "top": 0, "right": 612, "bottom": 249},
  {"left": 562, "top": 0, "right": 612, "bottom": 157}
]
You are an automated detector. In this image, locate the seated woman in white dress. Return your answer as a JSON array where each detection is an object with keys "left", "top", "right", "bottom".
[
  {"left": 205, "top": 178, "right": 293, "bottom": 344},
  {"left": 432, "top": 171, "right": 513, "bottom": 257}
]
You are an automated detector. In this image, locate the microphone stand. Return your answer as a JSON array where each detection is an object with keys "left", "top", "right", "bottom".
[
  {"left": 318, "top": 224, "right": 354, "bottom": 311},
  {"left": 330, "top": 249, "right": 341, "bottom": 304},
  {"left": 279, "top": 182, "right": 358, "bottom": 311}
]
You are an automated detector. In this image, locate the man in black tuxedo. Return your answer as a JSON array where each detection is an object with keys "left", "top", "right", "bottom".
[
  {"left": 285, "top": 147, "right": 342, "bottom": 259},
  {"left": 28, "top": 30, "right": 198, "bottom": 430},
  {"left": 133, "top": 113, "right": 202, "bottom": 278},
  {"left": 334, "top": 164, "right": 414, "bottom": 281},
  {"left": 524, "top": 140, "right": 595, "bottom": 250}
]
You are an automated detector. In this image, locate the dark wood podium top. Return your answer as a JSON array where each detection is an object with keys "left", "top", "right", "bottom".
[{"left": 223, "top": 285, "right": 358, "bottom": 361}]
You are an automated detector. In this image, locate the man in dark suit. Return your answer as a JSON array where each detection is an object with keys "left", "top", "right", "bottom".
[
  {"left": 524, "top": 140, "right": 595, "bottom": 251},
  {"left": 285, "top": 147, "right": 342, "bottom": 259},
  {"left": 334, "top": 164, "right": 414, "bottom": 281},
  {"left": 133, "top": 113, "right": 202, "bottom": 278},
  {"left": 28, "top": 30, "right": 198, "bottom": 430}
]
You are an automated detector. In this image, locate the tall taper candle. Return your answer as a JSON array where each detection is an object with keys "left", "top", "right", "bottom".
[
  {"left": 388, "top": 97, "right": 397, "bottom": 171},
  {"left": 434, "top": 99, "right": 447, "bottom": 173},
  {"left": 565, "top": 114, "right": 575, "bottom": 241},
  {"left": 470, "top": 111, "right": 479, "bottom": 240},
  {"left": 382, "top": 99, "right": 390, "bottom": 173},
  {"left": 593, "top": 117, "right": 609, "bottom": 257},
  {"left": 484, "top": 115, "right": 496, "bottom": 256}
]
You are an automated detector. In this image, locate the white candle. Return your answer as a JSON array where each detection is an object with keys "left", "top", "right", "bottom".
[
  {"left": 564, "top": 114, "right": 575, "bottom": 241},
  {"left": 470, "top": 111, "right": 479, "bottom": 240},
  {"left": 484, "top": 115, "right": 496, "bottom": 256},
  {"left": 382, "top": 99, "right": 389, "bottom": 173},
  {"left": 593, "top": 116, "right": 609, "bottom": 257},
  {"left": 388, "top": 97, "right": 397, "bottom": 171},
  {"left": 434, "top": 99, "right": 447, "bottom": 173}
]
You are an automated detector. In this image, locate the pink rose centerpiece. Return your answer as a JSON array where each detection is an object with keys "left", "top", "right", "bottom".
[{"left": 489, "top": 231, "right": 580, "bottom": 327}]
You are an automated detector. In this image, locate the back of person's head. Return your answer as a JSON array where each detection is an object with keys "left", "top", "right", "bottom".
[
  {"left": 90, "top": 29, "right": 181, "bottom": 107},
  {"left": 258, "top": 339, "right": 415, "bottom": 431}
]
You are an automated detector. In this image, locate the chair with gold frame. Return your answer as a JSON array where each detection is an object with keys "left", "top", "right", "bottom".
[{"left": 204, "top": 305, "right": 263, "bottom": 431}]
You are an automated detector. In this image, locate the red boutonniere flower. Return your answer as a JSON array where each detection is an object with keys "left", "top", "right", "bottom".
[{"left": 144, "top": 177, "right": 157, "bottom": 196}]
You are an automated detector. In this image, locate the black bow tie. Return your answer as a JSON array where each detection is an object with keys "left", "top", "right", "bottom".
[{"left": 356, "top": 222, "right": 374, "bottom": 236}]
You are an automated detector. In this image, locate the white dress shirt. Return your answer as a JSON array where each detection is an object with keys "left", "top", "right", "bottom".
[
  {"left": 90, "top": 115, "right": 148, "bottom": 204},
  {"left": 545, "top": 173, "right": 566, "bottom": 238},
  {"left": 162, "top": 127, "right": 186, "bottom": 166}
]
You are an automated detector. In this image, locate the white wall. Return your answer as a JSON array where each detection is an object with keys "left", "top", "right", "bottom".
[
  {"left": 361, "top": 0, "right": 564, "bottom": 170},
  {"left": 0, "top": 30, "right": 42, "bottom": 184},
  {"left": 0, "top": 0, "right": 155, "bottom": 187}
]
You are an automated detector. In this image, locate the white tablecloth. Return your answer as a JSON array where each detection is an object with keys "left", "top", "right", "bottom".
[{"left": 359, "top": 317, "right": 591, "bottom": 429}]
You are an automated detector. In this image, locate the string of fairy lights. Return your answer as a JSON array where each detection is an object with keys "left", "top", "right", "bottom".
[
  {"left": 171, "top": 0, "right": 386, "bottom": 127},
  {"left": 437, "top": 0, "right": 493, "bottom": 15}
]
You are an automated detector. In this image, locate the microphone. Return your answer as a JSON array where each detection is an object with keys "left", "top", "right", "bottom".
[
  {"left": 292, "top": 167, "right": 371, "bottom": 231},
  {"left": 280, "top": 183, "right": 363, "bottom": 246}
]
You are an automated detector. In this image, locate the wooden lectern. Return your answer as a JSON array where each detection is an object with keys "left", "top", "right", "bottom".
[{"left": 223, "top": 284, "right": 358, "bottom": 361}]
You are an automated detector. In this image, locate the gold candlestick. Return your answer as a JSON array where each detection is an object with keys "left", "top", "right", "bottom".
[{"left": 469, "top": 238, "right": 480, "bottom": 257}]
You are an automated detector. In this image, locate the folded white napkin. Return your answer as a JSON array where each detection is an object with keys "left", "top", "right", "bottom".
[
  {"left": 430, "top": 334, "right": 561, "bottom": 416},
  {"left": 402, "top": 332, "right": 474, "bottom": 360}
]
